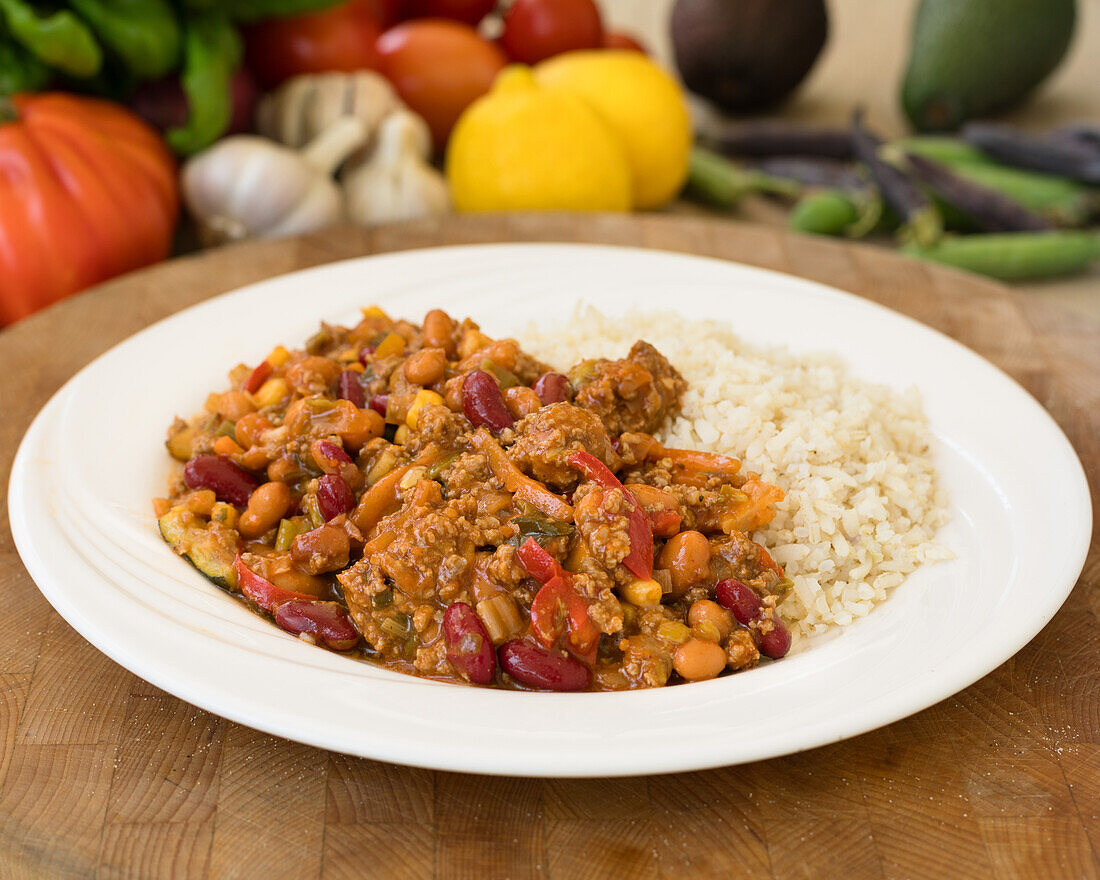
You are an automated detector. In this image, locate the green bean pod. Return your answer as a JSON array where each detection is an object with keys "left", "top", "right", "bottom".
[
  {"left": 790, "top": 188, "right": 884, "bottom": 238},
  {"left": 789, "top": 190, "right": 859, "bottom": 235},
  {"left": 903, "top": 231, "right": 1100, "bottom": 281},
  {"left": 892, "top": 136, "right": 990, "bottom": 166},
  {"left": 685, "top": 147, "right": 799, "bottom": 210},
  {"left": 895, "top": 137, "right": 1098, "bottom": 226}
]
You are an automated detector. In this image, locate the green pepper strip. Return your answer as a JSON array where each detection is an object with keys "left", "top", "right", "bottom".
[
  {"left": 166, "top": 10, "right": 240, "bottom": 156},
  {"left": 0, "top": 0, "right": 101, "bottom": 77},
  {"left": 0, "top": 31, "right": 50, "bottom": 94},
  {"left": 218, "top": 0, "right": 346, "bottom": 24},
  {"left": 68, "top": 0, "right": 181, "bottom": 80},
  {"left": 274, "top": 516, "right": 309, "bottom": 552}
]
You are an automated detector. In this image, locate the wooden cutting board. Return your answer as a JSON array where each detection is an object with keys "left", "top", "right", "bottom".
[{"left": 0, "top": 215, "right": 1096, "bottom": 880}]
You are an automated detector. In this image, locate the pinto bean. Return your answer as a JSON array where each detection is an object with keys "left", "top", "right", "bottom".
[
  {"left": 291, "top": 524, "right": 350, "bottom": 574},
  {"left": 404, "top": 348, "right": 448, "bottom": 386},
  {"left": 656, "top": 530, "right": 711, "bottom": 598},
  {"left": 238, "top": 481, "right": 292, "bottom": 539}
]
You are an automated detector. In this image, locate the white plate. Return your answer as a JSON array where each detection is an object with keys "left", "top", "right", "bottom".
[{"left": 9, "top": 244, "right": 1091, "bottom": 777}]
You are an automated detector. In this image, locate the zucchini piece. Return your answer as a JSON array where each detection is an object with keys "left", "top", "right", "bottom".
[{"left": 158, "top": 507, "right": 239, "bottom": 589}]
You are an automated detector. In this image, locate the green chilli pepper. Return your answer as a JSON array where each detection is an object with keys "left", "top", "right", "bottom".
[
  {"left": 0, "top": 33, "right": 50, "bottom": 93},
  {"left": 166, "top": 10, "right": 240, "bottom": 156},
  {"left": 0, "top": 0, "right": 101, "bottom": 77},
  {"left": 68, "top": 0, "right": 181, "bottom": 79},
  {"left": 903, "top": 231, "right": 1100, "bottom": 281}
]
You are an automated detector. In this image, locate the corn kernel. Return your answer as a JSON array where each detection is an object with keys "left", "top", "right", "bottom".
[
  {"left": 374, "top": 332, "right": 405, "bottom": 360},
  {"left": 621, "top": 578, "right": 663, "bottom": 607},
  {"left": 337, "top": 347, "right": 360, "bottom": 363},
  {"left": 406, "top": 389, "right": 444, "bottom": 429},
  {"left": 693, "top": 620, "right": 722, "bottom": 643},
  {"left": 345, "top": 362, "right": 365, "bottom": 373},
  {"left": 267, "top": 345, "right": 291, "bottom": 367},
  {"left": 657, "top": 621, "right": 692, "bottom": 644},
  {"left": 210, "top": 502, "right": 239, "bottom": 529},
  {"left": 361, "top": 305, "right": 389, "bottom": 320},
  {"left": 252, "top": 377, "right": 289, "bottom": 409},
  {"left": 394, "top": 425, "right": 409, "bottom": 445}
]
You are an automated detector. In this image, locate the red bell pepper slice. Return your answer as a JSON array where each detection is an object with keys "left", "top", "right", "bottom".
[
  {"left": 567, "top": 450, "right": 620, "bottom": 488},
  {"left": 244, "top": 360, "right": 272, "bottom": 394},
  {"left": 568, "top": 451, "right": 654, "bottom": 580},
  {"left": 529, "top": 575, "right": 600, "bottom": 666},
  {"left": 234, "top": 553, "right": 316, "bottom": 611},
  {"left": 517, "top": 537, "right": 568, "bottom": 584},
  {"left": 519, "top": 538, "right": 600, "bottom": 666}
]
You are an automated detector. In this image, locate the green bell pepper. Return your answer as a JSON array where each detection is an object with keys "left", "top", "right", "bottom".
[
  {"left": 0, "top": 0, "right": 101, "bottom": 77},
  {"left": 166, "top": 10, "right": 240, "bottom": 156},
  {"left": 68, "top": 0, "right": 181, "bottom": 80}
]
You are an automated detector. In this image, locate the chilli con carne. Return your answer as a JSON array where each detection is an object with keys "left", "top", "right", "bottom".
[{"left": 155, "top": 308, "right": 793, "bottom": 691}]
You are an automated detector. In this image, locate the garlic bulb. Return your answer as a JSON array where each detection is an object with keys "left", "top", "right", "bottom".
[
  {"left": 256, "top": 71, "right": 401, "bottom": 150},
  {"left": 182, "top": 117, "right": 368, "bottom": 244},
  {"left": 343, "top": 110, "right": 450, "bottom": 227}
]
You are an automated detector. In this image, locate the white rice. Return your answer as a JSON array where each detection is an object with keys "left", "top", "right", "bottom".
[{"left": 523, "top": 308, "right": 952, "bottom": 642}]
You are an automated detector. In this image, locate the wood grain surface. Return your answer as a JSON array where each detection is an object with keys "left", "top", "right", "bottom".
[{"left": 0, "top": 215, "right": 1097, "bottom": 880}]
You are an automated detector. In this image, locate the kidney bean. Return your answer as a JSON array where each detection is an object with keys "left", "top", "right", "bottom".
[
  {"left": 316, "top": 473, "right": 355, "bottom": 521},
  {"left": 273, "top": 600, "right": 360, "bottom": 651},
  {"left": 358, "top": 344, "right": 376, "bottom": 364},
  {"left": 714, "top": 578, "right": 763, "bottom": 625},
  {"left": 337, "top": 370, "right": 365, "bottom": 408},
  {"left": 533, "top": 372, "right": 570, "bottom": 405},
  {"left": 183, "top": 454, "right": 258, "bottom": 508},
  {"left": 714, "top": 578, "right": 791, "bottom": 659},
  {"left": 758, "top": 620, "right": 792, "bottom": 659},
  {"left": 443, "top": 602, "right": 495, "bottom": 685},
  {"left": 462, "top": 369, "right": 514, "bottom": 433},
  {"left": 498, "top": 640, "right": 591, "bottom": 691},
  {"left": 368, "top": 393, "right": 389, "bottom": 417},
  {"left": 312, "top": 439, "right": 352, "bottom": 473}
]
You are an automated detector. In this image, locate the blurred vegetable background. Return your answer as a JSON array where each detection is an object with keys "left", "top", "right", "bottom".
[{"left": 0, "top": 0, "right": 1097, "bottom": 324}]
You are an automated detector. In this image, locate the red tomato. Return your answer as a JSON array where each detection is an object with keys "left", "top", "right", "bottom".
[
  {"left": 376, "top": 19, "right": 506, "bottom": 148},
  {"left": 500, "top": 0, "right": 602, "bottom": 64},
  {"left": 602, "top": 30, "right": 647, "bottom": 54},
  {"left": 401, "top": 0, "right": 497, "bottom": 25},
  {"left": 243, "top": 0, "right": 383, "bottom": 89}
]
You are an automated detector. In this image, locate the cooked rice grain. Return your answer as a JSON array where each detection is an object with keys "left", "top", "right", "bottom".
[{"left": 524, "top": 308, "right": 951, "bottom": 643}]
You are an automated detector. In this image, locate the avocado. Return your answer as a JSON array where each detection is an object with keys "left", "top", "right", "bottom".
[
  {"left": 901, "top": 0, "right": 1076, "bottom": 132},
  {"left": 159, "top": 508, "right": 239, "bottom": 590},
  {"left": 671, "top": 0, "right": 828, "bottom": 113}
]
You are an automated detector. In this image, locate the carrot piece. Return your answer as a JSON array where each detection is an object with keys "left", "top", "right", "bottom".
[
  {"left": 362, "top": 529, "right": 396, "bottom": 556},
  {"left": 654, "top": 446, "right": 742, "bottom": 475},
  {"left": 213, "top": 435, "right": 244, "bottom": 456},
  {"left": 470, "top": 428, "right": 573, "bottom": 522},
  {"left": 722, "top": 477, "right": 785, "bottom": 533},
  {"left": 350, "top": 444, "right": 445, "bottom": 534}
]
